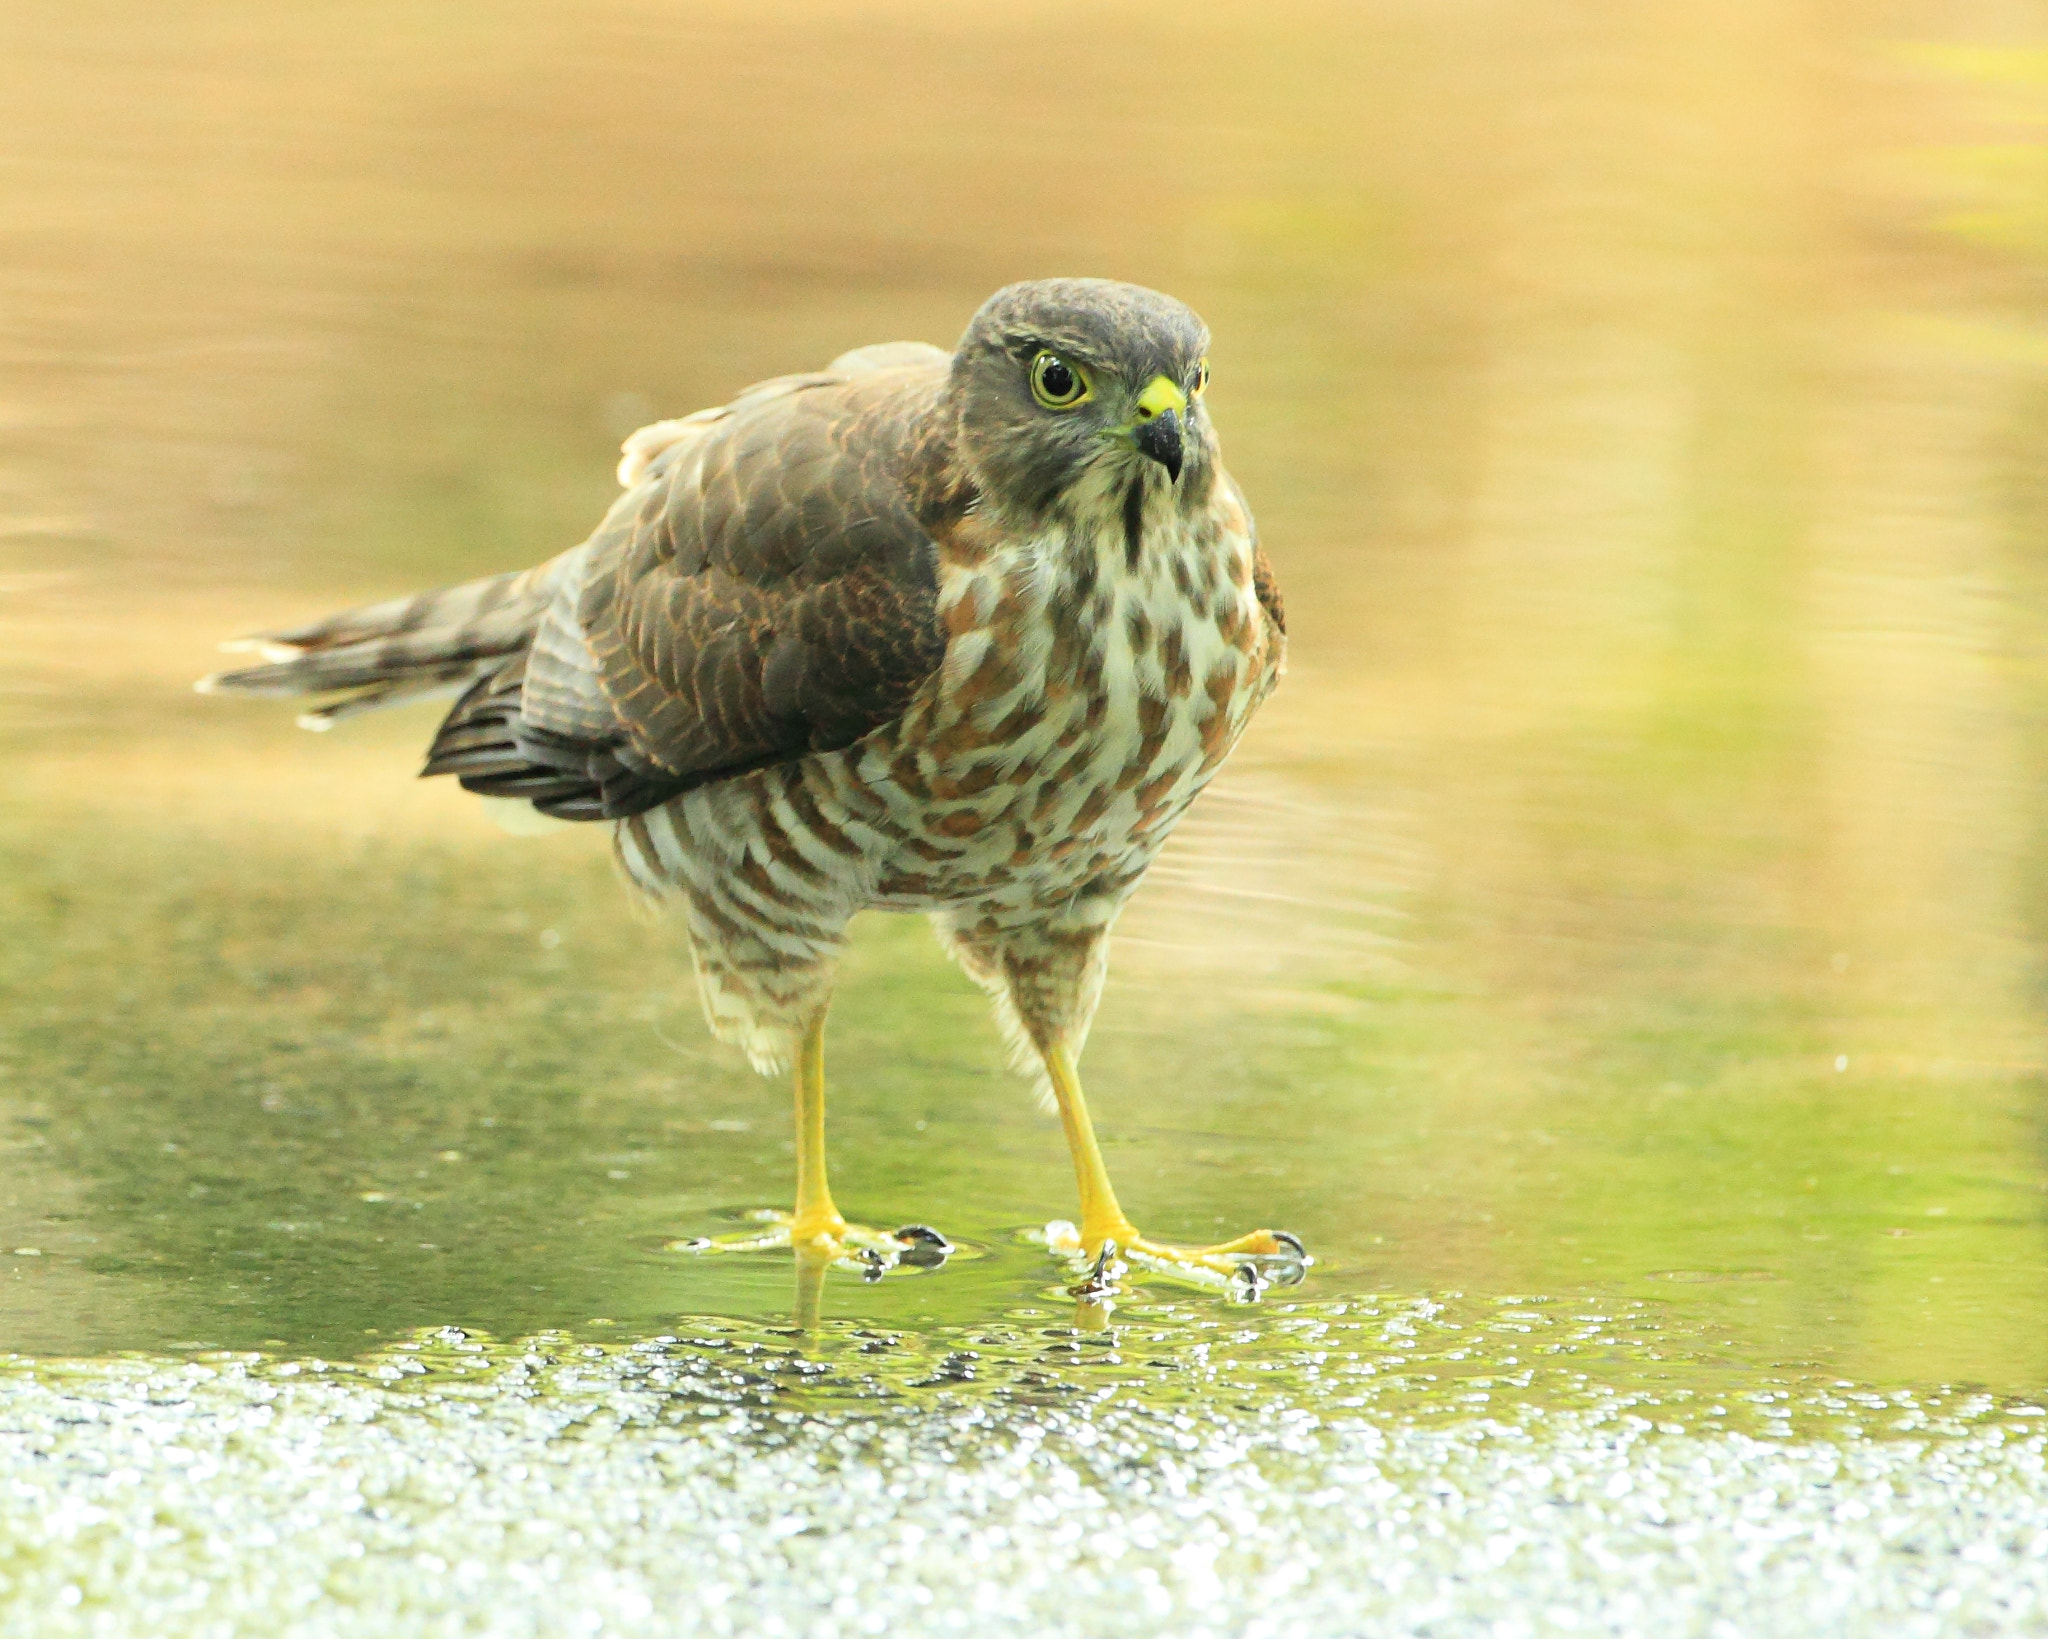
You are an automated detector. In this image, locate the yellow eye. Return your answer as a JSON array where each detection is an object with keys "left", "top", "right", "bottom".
[
  {"left": 1029, "top": 350, "right": 1091, "bottom": 409},
  {"left": 1191, "top": 358, "right": 1210, "bottom": 398}
]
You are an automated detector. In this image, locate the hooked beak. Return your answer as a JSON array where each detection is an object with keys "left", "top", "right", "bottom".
[
  {"left": 1134, "top": 409, "right": 1184, "bottom": 482},
  {"left": 1129, "top": 374, "right": 1187, "bottom": 482}
]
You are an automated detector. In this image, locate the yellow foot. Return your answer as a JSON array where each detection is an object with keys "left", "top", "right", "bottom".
[
  {"left": 1043, "top": 1220, "right": 1309, "bottom": 1301},
  {"left": 670, "top": 1212, "right": 955, "bottom": 1282}
]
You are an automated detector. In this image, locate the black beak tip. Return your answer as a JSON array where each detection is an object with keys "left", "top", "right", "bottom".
[{"left": 1135, "top": 409, "right": 1185, "bottom": 482}]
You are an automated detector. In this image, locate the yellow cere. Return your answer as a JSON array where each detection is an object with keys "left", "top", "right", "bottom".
[{"left": 1133, "top": 374, "right": 1188, "bottom": 420}]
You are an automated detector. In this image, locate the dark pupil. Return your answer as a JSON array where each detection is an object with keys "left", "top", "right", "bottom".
[{"left": 1039, "top": 358, "right": 1075, "bottom": 399}]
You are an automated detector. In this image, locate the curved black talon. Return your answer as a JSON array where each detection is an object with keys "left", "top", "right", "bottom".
[
  {"left": 1225, "top": 1231, "right": 1308, "bottom": 1298},
  {"left": 857, "top": 1247, "right": 891, "bottom": 1283},
  {"left": 891, "top": 1224, "right": 954, "bottom": 1269},
  {"left": 1068, "top": 1238, "right": 1124, "bottom": 1301},
  {"left": 1230, "top": 1261, "right": 1272, "bottom": 1304},
  {"left": 1261, "top": 1231, "right": 1311, "bottom": 1289}
]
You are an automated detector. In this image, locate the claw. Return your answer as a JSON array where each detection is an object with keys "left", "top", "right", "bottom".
[
  {"left": 1229, "top": 1261, "right": 1271, "bottom": 1304},
  {"left": 1244, "top": 1230, "right": 1309, "bottom": 1289},
  {"left": 1068, "top": 1238, "right": 1125, "bottom": 1301},
  {"left": 1043, "top": 1223, "right": 1312, "bottom": 1298},
  {"left": 673, "top": 1212, "right": 963, "bottom": 1279},
  {"left": 891, "top": 1224, "right": 954, "bottom": 1269}
]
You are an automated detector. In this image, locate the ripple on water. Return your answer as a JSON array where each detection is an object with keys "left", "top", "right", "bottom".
[{"left": 0, "top": 1296, "right": 2043, "bottom": 1637}]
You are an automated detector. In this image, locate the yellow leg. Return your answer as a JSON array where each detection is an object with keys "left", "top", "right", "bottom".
[
  {"left": 790, "top": 1012, "right": 847, "bottom": 1249},
  {"left": 1045, "top": 1041, "right": 1140, "bottom": 1252},
  {"left": 672, "top": 1012, "right": 956, "bottom": 1280},
  {"left": 1042, "top": 1040, "right": 1309, "bottom": 1294}
]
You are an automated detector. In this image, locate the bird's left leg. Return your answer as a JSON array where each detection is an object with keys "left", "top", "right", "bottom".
[
  {"left": 1038, "top": 1038, "right": 1307, "bottom": 1296},
  {"left": 943, "top": 911, "right": 1307, "bottom": 1295}
]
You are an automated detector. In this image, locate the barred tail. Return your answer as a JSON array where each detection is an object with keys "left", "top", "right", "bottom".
[{"left": 195, "top": 555, "right": 570, "bottom": 730}]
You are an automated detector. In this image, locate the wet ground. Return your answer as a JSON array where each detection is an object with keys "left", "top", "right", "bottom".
[
  {"left": 4, "top": 1311, "right": 2047, "bottom": 1638},
  {"left": 4, "top": 1, "right": 2048, "bottom": 1632}
]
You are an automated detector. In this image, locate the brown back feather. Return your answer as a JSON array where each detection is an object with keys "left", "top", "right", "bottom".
[{"left": 423, "top": 363, "right": 954, "bottom": 820}]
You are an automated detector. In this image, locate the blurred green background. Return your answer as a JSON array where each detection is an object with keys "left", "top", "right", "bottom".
[{"left": 2, "top": 0, "right": 2045, "bottom": 1394}]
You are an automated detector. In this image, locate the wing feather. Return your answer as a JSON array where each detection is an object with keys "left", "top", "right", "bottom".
[{"left": 424, "top": 359, "right": 952, "bottom": 820}]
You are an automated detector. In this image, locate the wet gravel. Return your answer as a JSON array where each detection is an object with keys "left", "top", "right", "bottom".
[{"left": 0, "top": 1299, "right": 2042, "bottom": 1637}]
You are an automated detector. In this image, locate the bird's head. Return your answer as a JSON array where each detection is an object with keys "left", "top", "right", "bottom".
[{"left": 945, "top": 278, "right": 1216, "bottom": 521}]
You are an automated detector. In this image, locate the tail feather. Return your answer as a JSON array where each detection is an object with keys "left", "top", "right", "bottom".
[
  {"left": 288, "top": 663, "right": 492, "bottom": 731},
  {"left": 196, "top": 557, "right": 568, "bottom": 727}
]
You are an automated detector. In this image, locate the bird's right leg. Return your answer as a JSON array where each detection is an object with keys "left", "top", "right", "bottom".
[
  {"left": 677, "top": 1010, "right": 954, "bottom": 1276},
  {"left": 644, "top": 803, "right": 953, "bottom": 1279},
  {"left": 789, "top": 1008, "right": 847, "bottom": 1248}
]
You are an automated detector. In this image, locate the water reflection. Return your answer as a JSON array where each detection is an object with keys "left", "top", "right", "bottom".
[{"left": 0, "top": 0, "right": 2044, "bottom": 1408}]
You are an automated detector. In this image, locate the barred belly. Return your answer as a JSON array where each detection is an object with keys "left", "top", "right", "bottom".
[{"left": 612, "top": 489, "right": 1279, "bottom": 1074}]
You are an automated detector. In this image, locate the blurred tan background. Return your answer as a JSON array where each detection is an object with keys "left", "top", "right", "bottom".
[{"left": 3, "top": 1, "right": 2046, "bottom": 1380}]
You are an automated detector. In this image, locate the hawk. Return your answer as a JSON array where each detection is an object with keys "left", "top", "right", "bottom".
[{"left": 201, "top": 279, "right": 1304, "bottom": 1294}]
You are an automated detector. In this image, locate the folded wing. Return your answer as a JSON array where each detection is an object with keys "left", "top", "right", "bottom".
[{"left": 204, "top": 343, "right": 954, "bottom": 822}]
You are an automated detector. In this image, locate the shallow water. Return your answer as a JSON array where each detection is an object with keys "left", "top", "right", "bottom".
[{"left": 4, "top": 0, "right": 2048, "bottom": 1631}]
